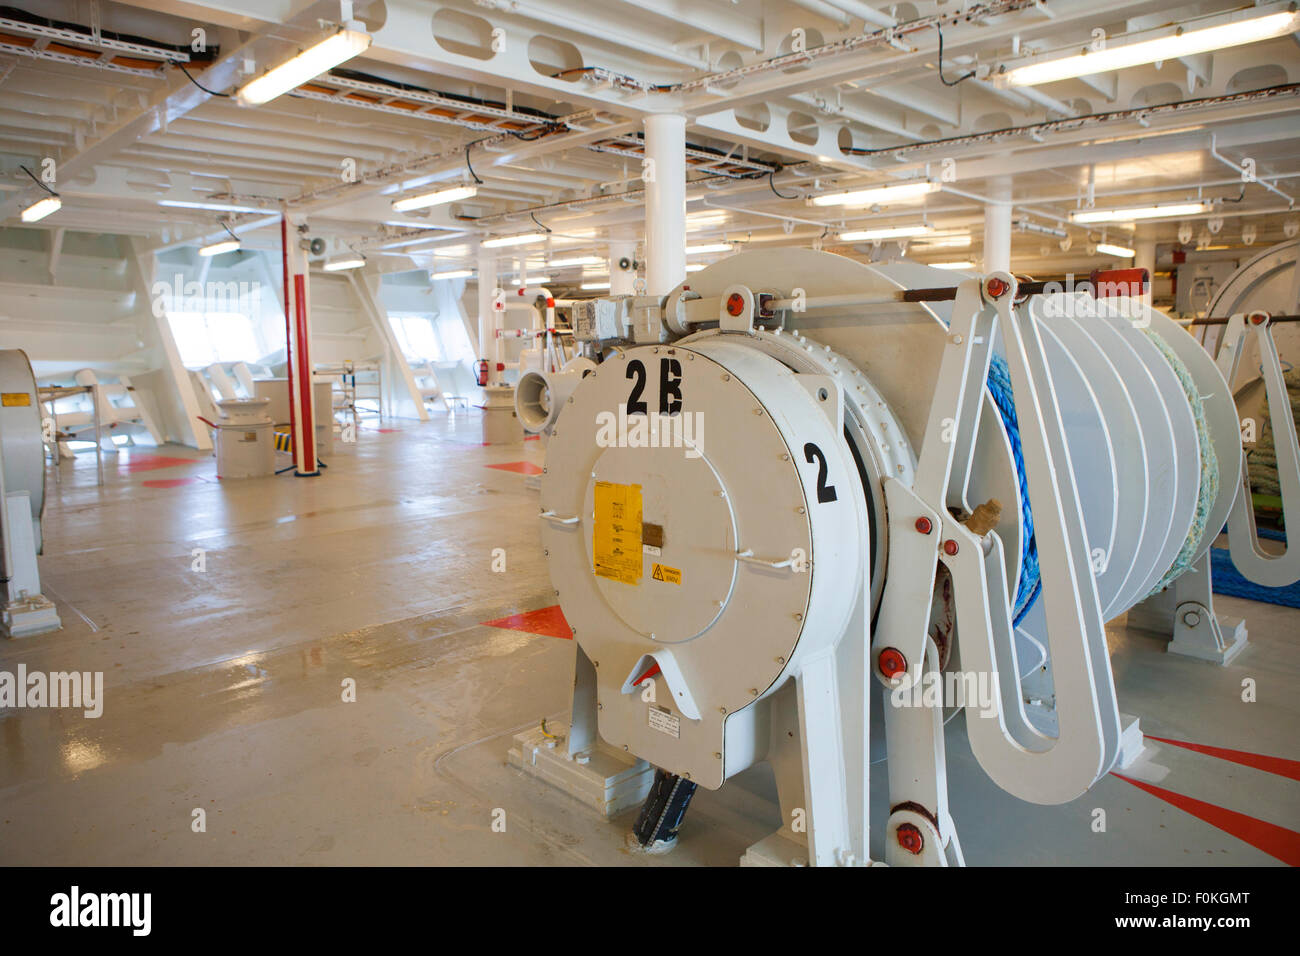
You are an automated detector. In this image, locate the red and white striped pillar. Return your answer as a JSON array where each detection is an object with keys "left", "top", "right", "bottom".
[{"left": 281, "top": 213, "right": 320, "bottom": 476}]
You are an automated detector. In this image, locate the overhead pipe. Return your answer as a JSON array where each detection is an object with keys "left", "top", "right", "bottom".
[{"left": 1209, "top": 133, "right": 1295, "bottom": 208}]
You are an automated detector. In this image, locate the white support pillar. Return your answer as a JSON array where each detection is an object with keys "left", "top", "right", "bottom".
[
  {"left": 476, "top": 244, "right": 499, "bottom": 384},
  {"left": 129, "top": 239, "right": 211, "bottom": 452},
  {"left": 983, "top": 176, "right": 1013, "bottom": 275},
  {"left": 609, "top": 236, "right": 637, "bottom": 296},
  {"left": 347, "top": 271, "right": 429, "bottom": 422},
  {"left": 282, "top": 214, "right": 319, "bottom": 476},
  {"left": 1134, "top": 235, "right": 1157, "bottom": 305},
  {"left": 644, "top": 113, "right": 687, "bottom": 298}
]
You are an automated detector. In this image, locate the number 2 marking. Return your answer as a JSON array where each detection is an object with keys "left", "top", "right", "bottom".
[
  {"left": 626, "top": 360, "right": 648, "bottom": 415},
  {"left": 803, "top": 443, "right": 838, "bottom": 503}
]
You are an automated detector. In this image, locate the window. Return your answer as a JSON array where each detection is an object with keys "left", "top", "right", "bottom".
[
  {"left": 389, "top": 312, "right": 473, "bottom": 364},
  {"left": 389, "top": 314, "right": 440, "bottom": 361},
  {"left": 166, "top": 311, "right": 265, "bottom": 367}
]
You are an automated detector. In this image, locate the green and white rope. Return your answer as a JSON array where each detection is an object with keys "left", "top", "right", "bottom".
[{"left": 1144, "top": 328, "right": 1219, "bottom": 595}]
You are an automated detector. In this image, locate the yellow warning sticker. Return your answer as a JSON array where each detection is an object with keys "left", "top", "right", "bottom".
[
  {"left": 593, "top": 481, "right": 642, "bottom": 585},
  {"left": 1, "top": 392, "right": 31, "bottom": 407},
  {"left": 651, "top": 562, "right": 682, "bottom": 586}
]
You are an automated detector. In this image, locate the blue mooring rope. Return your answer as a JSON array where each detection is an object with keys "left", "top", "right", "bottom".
[{"left": 985, "top": 353, "right": 1041, "bottom": 626}]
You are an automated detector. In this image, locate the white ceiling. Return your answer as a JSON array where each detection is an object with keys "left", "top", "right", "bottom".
[{"left": 1, "top": 0, "right": 1299, "bottom": 286}]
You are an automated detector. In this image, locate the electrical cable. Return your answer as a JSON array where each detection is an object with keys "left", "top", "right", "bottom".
[
  {"left": 769, "top": 168, "right": 799, "bottom": 200},
  {"left": 177, "top": 63, "right": 231, "bottom": 97},
  {"left": 529, "top": 212, "right": 551, "bottom": 233},
  {"left": 465, "top": 143, "right": 482, "bottom": 184},
  {"left": 936, "top": 25, "right": 975, "bottom": 86},
  {"left": 17, "top": 165, "right": 57, "bottom": 195}
]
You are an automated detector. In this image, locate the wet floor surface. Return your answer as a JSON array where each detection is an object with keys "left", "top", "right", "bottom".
[{"left": 1, "top": 414, "right": 1296, "bottom": 865}]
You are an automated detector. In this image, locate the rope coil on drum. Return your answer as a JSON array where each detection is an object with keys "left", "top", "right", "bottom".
[{"left": 1141, "top": 328, "right": 1220, "bottom": 594}]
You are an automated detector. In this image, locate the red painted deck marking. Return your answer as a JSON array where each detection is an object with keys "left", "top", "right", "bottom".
[
  {"left": 524, "top": 435, "right": 540, "bottom": 441},
  {"left": 486, "top": 461, "right": 543, "bottom": 475},
  {"left": 1146, "top": 735, "right": 1300, "bottom": 781},
  {"left": 1113, "top": 773, "right": 1300, "bottom": 865},
  {"left": 142, "top": 477, "right": 202, "bottom": 488},
  {"left": 115, "top": 454, "right": 198, "bottom": 474},
  {"left": 482, "top": 604, "right": 571, "bottom": 640}
]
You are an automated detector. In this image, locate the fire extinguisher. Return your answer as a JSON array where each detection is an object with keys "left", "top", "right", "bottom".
[{"left": 475, "top": 359, "right": 490, "bottom": 387}]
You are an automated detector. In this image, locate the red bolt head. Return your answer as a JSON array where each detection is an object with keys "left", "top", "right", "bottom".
[
  {"left": 914, "top": 516, "right": 932, "bottom": 535},
  {"left": 726, "top": 292, "right": 746, "bottom": 317},
  {"left": 878, "top": 647, "right": 907, "bottom": 680},
  {"left": 896, "top": 823, "right": 924, "bottom": 854},
  {"left": 986, "top": 276, "right": 1009, "bottom": 299},
  {"left": 1250, "top": 312, "right": 1268, "bottom": 325},
  {"left": 943, "top": 539, "right": 959, "bottom": 556}
]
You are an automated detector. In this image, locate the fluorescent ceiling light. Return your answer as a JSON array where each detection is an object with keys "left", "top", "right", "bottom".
[
  {"left": 322, "top": 255, "right": 365, "bottom": 272},
  {"left": 20, "top": 195, "right": 61, "bottom": 223},
  {"left": 915, "top": 234, "right": 972, "bottom": 248},
  {"left": 236, "top": 23, "right": 372, "bottom": 106},
  {"left": 931, "top": 261, "right": 974, "bottom": 270},
  {"left": 1070, "top": 201, "right": 1210, "bottom": 223},
  {"left": 431, "top": 268, "right": 473, "bottom": 280},
  {"left": 391, "top": 184, "right": 477, "bottom": 212},
  {"left": 685, "top": 242, "right": 733, "bottom": 255},
  {"left": 685, "top": 263, "right": 705, "bottom": 272},
  {"left": 160, "top": 199, "right": 276, "bottom": 214},
  {"left": 198, "top": 239, "right": 240, "bottom": 257},
  {"left": 548, "top": 255, "right": 604, "bottom": 268},
  {"left": 483, "top": 232, "right": 546, "bottom": 248},
  {"left": 810, "top": 180, "right": 938, "bottom": 208},
  {"left": 840, "top": 224, "right": 935, "bottom": 242},
  {"left": 686, "top": 211, "right": 727, "bottom": 230},
  {"left": 581, "top": 281, "right": 611, "bottom": 290},
  {"left": 999, "top": 9, "right": 1300, "bottom": 87},
  {"left": 1096, "top": 243, "right": 1136, "bottom": 258},
  {"left": 511, "top": 276, "right": 551, "bottom": 285}
]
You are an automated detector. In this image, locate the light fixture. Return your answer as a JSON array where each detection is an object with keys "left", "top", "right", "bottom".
[
  {"left": 686, "top": 210, "right": 728, "bottom": 230},
  {"left": 17, "top": 164, "right": 60, "bottom": 222},
  {"left": 236, "top": 23, "right": 372, "bottom": 106},
  {"left": 685, "top": 242, "right": 733, "bottom": 255},
  {"left": 322, "top": 254, "right": 365, "bottom": 271},
  {"left": 915, "top": 233, "right": 973, "bottom": 248},
  {"left": 391, "top": 184, "right": 477, "bottom": 213},
  {"left": 511, "top": 276, "right": 551, "bottom": 285},
  {"left": 581, "top": 280, "right": 611, "bottom": 290},
  {"left": 1070, "top": 201, "right": 1211, "bottom": 224},
  {"left": 548, "top": 255, "right": 604, "bottom": 268},
  {"left": 997, "top": 7, "right": 1300, "bottom": 87},
  {"left": 482, "top": 232, "right": 546, "bottom": 249},
  {"left": 1096, "top": 243, "right": 1136, "bottom": 258},
  {"left": 685, "top": 263, "right": 705, "bottom": 272},
  {"left": 839, "top": 224, "right": 935, "bottom": 242},
  {"left": 199, "top": 222, "right": 241, "bottom": 257},
  {"left": 198, "top": 239, "right": 240, "bottom": 257},
  {"left": 20, "top": 195, "right": 61, "bottom": 223},
  {"left": 431, "top": 268, "right": 474, "bottom": 280},
  {"left": 159, "top": 199, "right": 276, "bottom": 214},
  {"left": 931, "top": 261, "right": 975, "bottom": 270},
  {"left": 809, "top": 180, "right": 938, "bottom": 208}
]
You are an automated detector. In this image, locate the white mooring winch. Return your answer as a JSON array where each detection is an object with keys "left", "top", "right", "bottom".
[
  {"left": 509, "top": 248, "right": 1287, "bottom": 866},
  {"left": 0, "top": 349, "right": 61, "bottom": 639}
]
